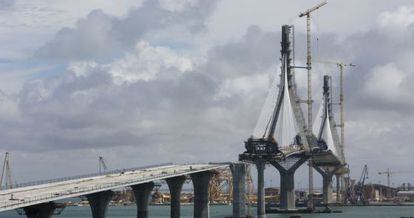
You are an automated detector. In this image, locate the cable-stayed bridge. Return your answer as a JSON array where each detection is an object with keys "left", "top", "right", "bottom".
[
  {"left": 239, "top": 25, "right": 347, "bottom": 217},
  {"left": 0, "top": 24, "right": 348, "bottom": 218}
]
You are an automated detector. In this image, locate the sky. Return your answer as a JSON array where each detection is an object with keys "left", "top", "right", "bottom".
[{"left": 0, "top": 0, "right": 414, "bottom": 189}]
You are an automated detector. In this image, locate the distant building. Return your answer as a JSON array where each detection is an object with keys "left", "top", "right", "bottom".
[
  {"left": 397, "top": 190, "right": 414, "bottom": 202},
  {"left": 265, "top": 187, "right": 279, "bottom": 196}
]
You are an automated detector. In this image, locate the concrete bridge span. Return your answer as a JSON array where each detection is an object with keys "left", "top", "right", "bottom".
[{"left": 0, "top": 163, "right": 232, "bottom": 218}]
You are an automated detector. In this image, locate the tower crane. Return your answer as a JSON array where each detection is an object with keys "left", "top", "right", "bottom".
[
  {"left": 298, "top": 1, "right": 327, "bottom": 209},
  {"left": 378, "top": 169, "right": 414, "bottom": 187},
  {"left": 98, "top": 156, "right": 108, "bottom": 174}
]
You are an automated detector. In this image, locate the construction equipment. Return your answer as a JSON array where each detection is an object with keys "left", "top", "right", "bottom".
[
  {"left": 378, "top": 169, "right": 414, "bottom": 187},
  {"left": 299, "top": 1, "right": 327, "bottom": 209},
  {"left": 354, "top": 165, "right": 368, "bottom": 204},
  {"left": 299, "top": 0, "right": 327, "bottom": 131},
  {"left": 209, "top": 168, "right": 232, "bottom": 204},
  {"left": 0, "top": 152, "right": 13, "bottom": 189},
  {"left": 98, "top": 156, "right": 108, "bottom": 174}
]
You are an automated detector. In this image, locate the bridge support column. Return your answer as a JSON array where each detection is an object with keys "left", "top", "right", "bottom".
[
  {"left": 315, "top": 166, "right": 342, "bottom": 205},
  {"left": 230, "top": 163, "right": 247, "bottom": 218},
  {"left": 272, "top": 157, "right": 307, "bottom": 211},
  {"left": 23, "top": 202, "right": 57, "bottom": 218},
  {"left": 280, "top": 170, "right": 295, "bottom": 209},
  {"left": 86, "top": 190, "right": 114, "bottom": 218},
  {"left": 336, "top": 174, "right": 341, "bottom": 203},
  {"left": 323, "top": 174, "right": 333, "bottom": 204},
  {"left": 256, "top": 160, "right": 266, "bottom": 218},
  {"left": 191, "top": 171, "right": 212, "bottom": 218},
  {"left": 166, "top": 176, "right": 186, "bottom": 218},
  {"left": 131, "top": 182, "right": 154, "bottom": 218}
]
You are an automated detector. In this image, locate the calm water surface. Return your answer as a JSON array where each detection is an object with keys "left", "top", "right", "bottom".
[{"left": 1, "top": 205, "right": 414, "bottom": 218}]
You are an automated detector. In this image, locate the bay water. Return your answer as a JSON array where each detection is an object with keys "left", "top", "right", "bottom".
[{"left": 1, "top": 205, "right": 414, "bottom": 218}]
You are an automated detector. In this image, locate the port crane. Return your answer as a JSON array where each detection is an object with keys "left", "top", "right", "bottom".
[
  {"left": 354, "top": 165, "right": 368, "bottom": 204},
  {"left": 298, "top": 1, "right": 327, "bottom": 209}
]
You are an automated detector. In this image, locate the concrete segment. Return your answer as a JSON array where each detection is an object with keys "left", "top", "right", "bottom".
[
  {"left": 256, "top": 160, "right": 266, "bottom": 218},
  {"left": 191, "top": 171, "right": 212, "bottom": 218},
  {"left": 86, "top": 190, "right": 114, "bottom": 218},
  {"left": 131, "top": 182, "right": 154, "bottom": 218},
  {"left": 23, "top": 202, "right": 57, "bottom": 218},
  {"left": 230, "top": 163, "right": 247, "bottom": 218},
  {"left": 166, "top": 176, "right": 186, "bottom": 218}
]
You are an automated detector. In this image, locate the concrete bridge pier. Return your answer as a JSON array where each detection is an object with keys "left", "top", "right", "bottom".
[
  {"left": 314, "top": 166, "right": 341, "bottom": 205},
  {"left": 131, "top": 182, "right": 154, "bottom": 218},
  {"left": 166, "top": 176, "right": 186, "bottom": 218},
  {"left": 271, "top": 157, "right": 307, "bottom": 210},
  {"left": 230, "top": 163, "right": 247, "bottom": 218},
  {"left": 336, "top": 174, "right": 341, "bottom": 203},
  {"left": 255, "top": 160, "right": 266, "bottom": 218},
  {"left": 23, "top": 202, "right": 58, "bottom": 218},
  {"left": 191, "top": 171, "right": 212, "bottom": 218},
  {"left": 323, "top": 174, "right": 333, "bottom": 204},
  {"left": 86, "top": 190, "right": 114, "bottom": 218}
]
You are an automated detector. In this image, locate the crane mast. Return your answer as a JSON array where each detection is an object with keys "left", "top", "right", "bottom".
[
  {"left": 378, "top": 169, "right": 414, "bottom": 187},
  {"left": 337, "top": 63, "right": 355, "bottom": 161},
  {"left": 298, "top": 1, "right": 327, "bottom": 209}
]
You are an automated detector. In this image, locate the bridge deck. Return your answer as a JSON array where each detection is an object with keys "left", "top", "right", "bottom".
[{"left": 0, "top": 163, "right": 226, "bottom": 212}]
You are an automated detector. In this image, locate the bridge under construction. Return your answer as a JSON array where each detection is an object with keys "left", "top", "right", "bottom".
[{"left": 0, "top": 1, "right": 361, "bottom": 218}]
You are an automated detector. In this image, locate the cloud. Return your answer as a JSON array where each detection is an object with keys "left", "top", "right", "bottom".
[
  {"left": 3, "top": 1, "right": 414, "bottom": 186},
  {"left": 363, "top": 63, "right": 411, "bottom": 106},
  {"left": 0, "top": 0, "right": 14, "bottom": 9},
  {"left": 36, "top": 0, "right": 218, "bottom": 61},
  {"left": 378, "top": 6, "right": 414, "bottom": 31},
  {"left": 1, "top": 25, "right": 286, "bottom": 171}
]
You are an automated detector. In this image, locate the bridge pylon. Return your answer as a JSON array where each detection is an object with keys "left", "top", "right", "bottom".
[
  {"left": 312, "top": 75, "right": 348, "bottom": 205},
  {"left": 240, "top": 24, "right": 314, "bottom": 214}
]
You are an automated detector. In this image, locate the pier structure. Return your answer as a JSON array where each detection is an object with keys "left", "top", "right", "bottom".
[{"left": 230, "top": 163, "right": 248, "bottom": 218}]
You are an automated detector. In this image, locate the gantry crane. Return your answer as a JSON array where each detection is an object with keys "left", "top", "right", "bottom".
[{"left": 298, "top": 1, "right": 327, "bottom": 209}]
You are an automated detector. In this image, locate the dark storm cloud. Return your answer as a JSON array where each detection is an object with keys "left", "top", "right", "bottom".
[{"left": 36, "top": 0, "right": 218, "bottom": 61}]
